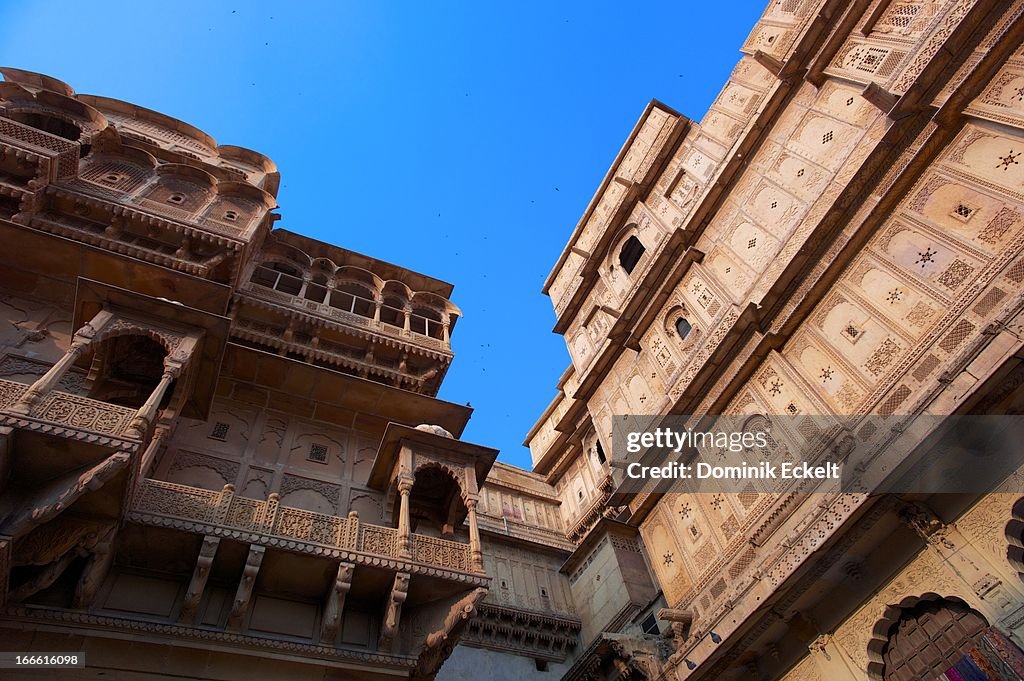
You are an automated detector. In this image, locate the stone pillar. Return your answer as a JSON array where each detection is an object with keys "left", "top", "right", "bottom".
[
  {"left": 397, "top": 475, "right": 414, "bottom": 559},
  {"left": 297, "top": 275, "right": 309, "bottom": 299},
  {"left": 374, "top": 299, "right": 382, "bottom": 322},
  {"left": 11, "top": 336, "right": 92, "bottom": 415},
  {"left": 139, "top": 425, "right": 170, "bottom": 478},
  {"left": 466, "top": 496, "right": 483, "bottom": 570},
  {"left": 125, "top": 365, "right": 180, "bottom": 439},
  {"left": 403, "top": 305, "right": 412, "bottom": 332},
  {"left": 442, "top": 318, "right": 451, "bottom": 344}
]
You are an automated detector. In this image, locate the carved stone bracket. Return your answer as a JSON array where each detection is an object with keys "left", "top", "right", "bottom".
[
  {"left": 320, "top": 561, "right": 354, "bottom": 644},
  {"left": 413, "top": 587, "right": 488, "bottom": 680},
  {"left": 379, "top": 571, "right": 410, "bottom": 652},
  {"left": 226, "top": 544, "right": 264, "bottom": 631},
  {"left": 180, "top": 536, "right": 220, "bottom": 625},
  {"left": 73, "top": 524, "right": 117, "bottom": 609},
  {"left": 0, "top": 451, "right": 130, "bottom": 539}
]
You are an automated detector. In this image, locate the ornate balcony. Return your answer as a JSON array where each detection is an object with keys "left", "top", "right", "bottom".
[
  {"left": 129, "top": 479, "right": 486, "bottom": 580},
  {"left": 239, "top": 280, "right": 452, "bottom": 354},
  {"left": 0, "top": 116, "right": 79, "bottom": 183},
  {"left": 0, "top": 378, "right": 141, "bottom": 447}
]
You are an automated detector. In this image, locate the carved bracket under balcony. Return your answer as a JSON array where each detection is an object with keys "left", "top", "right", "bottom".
[{"left": 461, "top": 602, "right": 582, "bottom": 662}]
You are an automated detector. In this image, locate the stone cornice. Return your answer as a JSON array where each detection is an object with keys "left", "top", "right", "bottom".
[{"left": 0, "top": 606, "right": 417, "bottom": 670}]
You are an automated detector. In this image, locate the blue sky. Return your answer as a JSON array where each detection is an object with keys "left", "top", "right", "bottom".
[{"left": 0, "top": 1, "right": 767, "bottom": 468}]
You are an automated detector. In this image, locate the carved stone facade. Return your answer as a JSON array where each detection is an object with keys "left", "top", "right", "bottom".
[
  {"left": 0, "top": 67, "right": 507, "bottom": 681},
  {"left": 525, "top": 1, "right": 1024, "bottom": 680}
]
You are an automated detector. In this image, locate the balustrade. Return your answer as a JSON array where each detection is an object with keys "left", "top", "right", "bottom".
[
  {"left": 241, "top": 281, "right": 450, "bottom": 351},
  {"left": 0, "top": 378, "right": 139, "bottom": 439},
  {"left": 131, "top": 478, "right": 478, "bottom": 574}
]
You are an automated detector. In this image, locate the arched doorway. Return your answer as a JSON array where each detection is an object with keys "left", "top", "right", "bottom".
[
  {"left": 406, "top": 465, "right": 465, "bottom": 537},
  {"left": 881, "top": 598, "right": 990, "bottom": 681},
  {"left": 86, "top": 334, "right": 169, "bottom": 409}
]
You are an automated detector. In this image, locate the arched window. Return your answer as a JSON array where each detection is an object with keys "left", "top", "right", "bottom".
[
  {"left": 331, "top": 281, "right": 376, "bottom": 318},
  {"left": 251, "top": 261, "right": 303, "bottom": 295},
  {"left": 675, "top": 317, "right": 692, "bottom": 340},
  {"left": 8, "top": 110, "right": 82, "bottom": 141},
  {"left": 380, "top": 296, "right": 406, "bottom": 328},
  {"left": 618, "top": 235, "right": 646, "bottom": 274},
  {"left": 410, "top": 307, "right": 443, "bottom": 339},
  {"left": 595, "top": 440, "right": 607, "bottom": 465}
]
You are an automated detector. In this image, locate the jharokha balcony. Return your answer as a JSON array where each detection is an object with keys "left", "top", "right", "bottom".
[
  {"left": 129, "top": 478, "right": 486, "bottom": 579},
  {"left": 0, "top": 378, "right": 145, "bottom": 446}
]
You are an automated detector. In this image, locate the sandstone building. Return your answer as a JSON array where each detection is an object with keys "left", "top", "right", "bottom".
[{"left": 4, "top": 0, "right": 1024, "bottom": 679}]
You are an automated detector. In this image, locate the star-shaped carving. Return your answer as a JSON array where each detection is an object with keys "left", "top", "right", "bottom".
[
  {"left": 820, "top": 367, "right": 835, "bottom": 382},
  {"left": 915, "top": 248, "right": 937, "bottom": 268},
  {"left": 663, "top": 552, "right": 674, "bottom": 566},
  {"left": 997, "top": 150, "right": 1020, "bottom": 170}
]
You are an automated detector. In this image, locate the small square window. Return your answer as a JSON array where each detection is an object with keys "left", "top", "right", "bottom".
[
  {"left": 308, "top": 444, "right": 329, "bottom": 464},
  {"left": 951, "top": 203, "right": 976, "bottom": 222},
  {"left": 209, "top": 422, "right": 229, "bottom": 441}
]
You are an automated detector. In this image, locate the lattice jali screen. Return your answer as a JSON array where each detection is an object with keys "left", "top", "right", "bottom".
[{"left": 411, "top": 535, "right": 470, "bottom": 572}]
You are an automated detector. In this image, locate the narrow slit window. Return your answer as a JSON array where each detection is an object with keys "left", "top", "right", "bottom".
[{"left": 595, "top": 440, "right": 607, "bottom": 464}]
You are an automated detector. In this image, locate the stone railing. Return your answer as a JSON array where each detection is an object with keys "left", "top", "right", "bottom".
[
  {"left": 0, "top": 116, "right": 80, "bottom": 179},
  {"left": 239, "top": 281, "right": 452, "bottom": 354},
  {"left": 411, "top": 534, "right": 471, "bottom": 573},
  {"left": 131, "top": 479, "right": 476, "bottom": 574},
  {"left": 0, "top": 378, "right": 140, "bottom": 441}
]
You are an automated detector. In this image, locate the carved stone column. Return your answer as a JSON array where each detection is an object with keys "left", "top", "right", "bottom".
[
  {"left": 125, "top": 364, "right": 181, "bottom": 439},
  {"left": 466, "top": 495, "right": 482, "bottom": 571},
  {"left": 9, "top": 312, "right": 109, "bottom": 416},
  {"left": 397, "top": 475, "right": 414, "bottom": 559},
  {"left": 139, "top": 425, "right": 170, "bottom": 478},
  {"left": 403, "top": 305, "right": 412, "bottom": 332},
  {"left": 374, "top": 299, "right": 383, "bottom": 323}
]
